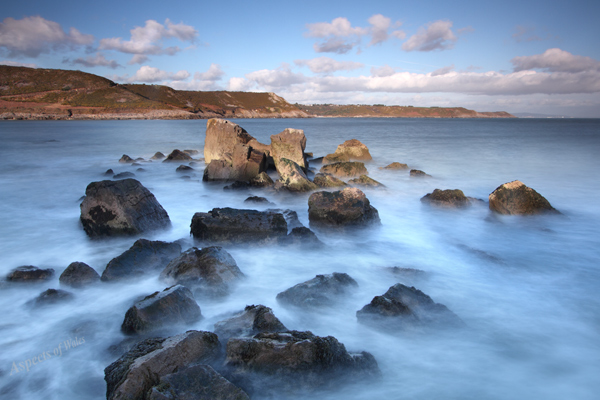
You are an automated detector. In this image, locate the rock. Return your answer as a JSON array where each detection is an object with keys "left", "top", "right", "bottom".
[
  {"left": 191, "top": 208, "right": 288, "bottom": 244},
  {"left": 410, "top": 169, "right": 432, "bottom": 178},
  {"left": 204, "top": 119, "right": 255, "bottom": 164},
  {"left": 249, "top": 171, "right": 274, "bottom": 187},
  {"left": 163, "top": 149, "right": 193, "bottom": 162},
  {"left": 176, "top": 165, "right": 194, "bottom": 173},
  {"left": 203, "top": 159, "right": 235, "bottom": 181},
  {"left": 150, "top": 152, "right": 165, "bottom": 160},
  {"left": 183, "top": 149, "right": 199, "bottom": 155},
  {"left": 223, "top": 181, "right": 250, "bottom": 190},
  {"left": 308, "top": 187, "right": 380, "bottom": 229},
  {"left": 104, "top": 168, "right": 114, "bottom": 176},
  {"left": 268, "top": 208, "right": 303, "bottom": 230},
  {"left": 59, "top": 262, "right": 100, "bottom": 288},
  {"left": 80, "top": 179, "right": 171, "bottom": 237},
  {"left": 203, "top": 145, "right": 267, "bottom": 182},
  {"left": 386, "top": 267, "right": 428, "bottom": 280},
  {"left": 275, "top": 158, "right": 318, "bottom": 192},
  {"left": 421, "top": 189, "right": 471, "bottom": 208},
  {"left": 6, "top": 266, "right": 54, "bottom": 282},
  {"left": 160, "top": 247, "right": 244, "bottom": 298},
  {"left": 119, "top": 155, "right": 134, "bottom": 163},
  {"left": 136, "top": 168, "right": 146, "bottom": 172},
  {"left": 270, "top": 128, "right": 308, "bottom": 171},
  {"left": 225, "top": 330, "right": 380, "bottom": 395},
  {"left": 348, "top": 175, "right": 385, "bottom": 188},
  {"left": 356, "top": 283, "right": 463, "bottom": 331},
  {"left": 244, "top": 196, "right": 273, "bottom": 205},
  {"left": 121, "top": 285, "right": 201, "bottom": 335},
  {"left": 320, "top": 162, "right": 368, "bottom": 178},
  {"left": 276, "top": 273, "right": 358, "bottom": 308},
  {"left": 147, "top": 364, "right": 250, "bottom": 400},
  {"left": 214, "top": 305, "right": 287, "bottom": 342},
  {"left": 322, "top": 152, "right": 350, "bottom": 165},
  {"left": 313, "top": 173, "right": 347, "bottom": 188},
  {"left": 105, "top": 330, "right": 220, "bottom": 400},
  {"left": 333, "top": 139, "right": 372, "bottom": 161},
  {"left": 279, "top": 226, "right": 324, "bottom": 247},
  {"left": 113, "top": 172, "right": 135, "bottom": 179},
  {"left": 489, "top": 180, "right": 559, "bottom": 215},
  {"left": 101, "top": 239, "right": 182, "bottom": 282},
  {"left": 30, "top": 288, "right": 74, "bottom": 306},
  {"left": 381, "top": 162, "right": 408, "bottom": 170}
]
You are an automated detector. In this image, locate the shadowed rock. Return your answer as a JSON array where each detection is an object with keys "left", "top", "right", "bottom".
[
  {"left": 59, "top": 262, "right": 100, "bottom": 288},
  {"left": 489, "top": 180, "right": 559, "bottom": 215},
  {"left": 163, "top": 149, "right": 192, "bottom": 162},
  {"left": 30, "top": 288, "right": 74, "bottom": 306},
  {"left": 276, "top": 273, "right": 358, "bottom": 309},
  {"left": 278, "top": 226, "right": 324, "bottom": 247},
  {"left": 308, "top": 187, "right": 380, "bottom": 229},
  {"left": 313, "top": 173, "right": 347, "bottom": 188},
  {"left": 214, "top": 305, "right": 287, "bottom": 342},
  {"left": 6, "top": 266, "right": 54, "bottom": 282},
  {"left": 275, "top": 158, "right": 318, "bottom": 192},
  {"left": 421, "top": 189, "right": 471, "bottom": 208}
]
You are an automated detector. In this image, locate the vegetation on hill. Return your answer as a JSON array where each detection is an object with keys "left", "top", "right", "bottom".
[{"left": 300, "top": 104, "right": 515, "bottom": 118}]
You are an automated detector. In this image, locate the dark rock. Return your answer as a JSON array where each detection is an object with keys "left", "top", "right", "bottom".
[
  {"left": 121, "top": 285, "right": 201, "bottom": 335},
  {"left": 104, "top": 168, "right": 114, "bottom": 176},
  {"left": 320, "top": 162, "right": 368, "bottom": 178},
  {"left": 244, "top": 196, "right": 273, "bottom": 205},
  {"left": 113, "top": 172, "right": 135, "bottom": 179},
  {"left": 136, "top": 168, "right": 146, "bottom": 172},
  {"left": 163, "top": 149, "right": 192, "bottom": 162},
  {"left": 160, "top": 247, "right": 244, "bottom": 298},
  {"left": 191, "top": 208, "right": 288, "bottom": 244},
  {"left": 59, "top": 262, "right": 100, "bottom": 288},
  {"left": 386, "top": 266, "right": 428, "bottom": 280},
  {"left": 270, "top": 128, "right": 308, "bottom": 171},
  {"left": 101, "top": 239, "right": 182, "bottom": 282},
  {"left": 224, "top": 181, "right": 251, "bottom": 191},
  {"left": 380, "top": 162, "right": 408, "bottom": 170},
  {"left": 148, "top": 364, "right": 250, "bottom": 400},
  {"left": 150, "top": 152, "right": 165, "bottom": 160},
  {"left": 131, "top": 162, "right": 142, "bottom": 167},
  {"left": 279, "top": 226, "right": 324, "bottom": 247},
  {"left": 249, "top": 171, "right": 274, "bottom": 187},
  {"left": 489, "top": 180, "right": 559, "bottom": 215},
  {"left": 214, "top": 305, "right": 287, "bottom": 342},
  {"left": 410, "top": 169, "right": 432, "bottom": 178},
  {"left": 119, "top": 155, "right": 134, "bottom": 163},
  {"left": 356, "top": 283, "right": 463, "bottom": 331},
  {"left": 176, "top": 165, "right": 194, "bottom": 173},
  {"left": 421, "top": 189, "right": 471, "bottom": 208},
  {"left": 105, "top": 331, "right": 220, "bottom": 400},
  {"left": 6, "top": 266, "right": 54, "bottom": 282},
  {"left": 183, "top": 149, "right": 199, "bottom": 155},
  {"left": 274, "top": 158, "right": 317, "bottom": 192},
  {"left": 308, "top": 187, "right": 380, "bottom": 229},
  {"left": 313, "top": 173, "right": 347, "bottom": 188},
  {"left": 267, "top": 208, "right": 303, "bottom": 230},
  {"left": 80, "top": 179, "right": 171, "bottom": 237},
  {"left": 277, "top": 272, "right": 358, "bottom": 308},
  {"left": 349, "top": 175, "right": 385, "bottom": 188},
  {"left": 31, "top": 288, "right": 74, "bottom": 306}
]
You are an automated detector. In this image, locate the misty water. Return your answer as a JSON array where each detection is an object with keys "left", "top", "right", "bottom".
[{"left": 0, "top": 118, "right": 599, "bottom": 399}]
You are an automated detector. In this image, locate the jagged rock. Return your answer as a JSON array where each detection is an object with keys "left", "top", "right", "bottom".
[
  {"left": 191, "top": 208, "right": 287, "bottom": 244},
  {"left": 113, "top": 171, "right": 135, "bottom": 179},
  {"left": 204, "top": 119, "right": 255, "bottom": 164},
  {"left": 6, "top": 266, "right": 54, "bottom": 282},
  {"left": 313, "top": 173, "right": 347, "bottom": 188},
  {"left": 356, "top": 283, "right": 463, "bottom": 331},
  {"left": 225, "top": 330, "right": 380, "bottom": 395},
  {"left": 421, "top": 189, "right": 471, "bottom": 208},
  {"left": 105, "top": 331, "right": 220, "bottom": 400},
  {"left": 410, "top": 169, "right": 432, "bottom": 178},
  {"left": 119, "top": 154, "right": 134, "bottom": 163},
  {"left": 308, "top": 187, "right": 380, "bottom": 229},
  {"left": 176, "top": 165, "right": 194, "bottom": 173},
  {"left": 80, "top": 179, "right": 170, "bottom": 237},
  {"left": 160, "top": 247, "right": 244, "bottom": 298},
  {"left": 381, "top": 162, "right": 408, "bottom": 170},
  {"left": 59, "top": 262, "right": 100, "bottom": 288},
  {"left": 270, "top": 128, "right": 308, "bottom": 171},
  {"left": 104, "top": 168, "right": 114, "bottom": 176},
  {"left": 30, "top": 288, "right": 74, "bottom": 306},
  {"left": 150, "top": 152, "right": 165, "bottom": 160},
  {"left": 148, "top": 364, "right": 250, "bottom": 400},
  {"left": 203, "top": 145, "right": 267, "bottom": 182},
  {"left": 322, "top": 152, "right": 350, "bottom": 165},
  {"left": 121, "top": 285, "right": 201, "bottom": 335},
  {"left": 320, "top": 162, "right": 368, "bottom": 178},
  {"left": 348, "top": 175, "right": 385, "bottom": 188},
  {"left": 267, "top": 208, "right": 303, "bottom": 230},
  {"left": 276, "top": 273, "right": 358, "bottom": 308},
  {"left": 101, "top": 239, "right": 182, "bottom": 282},
  {"left": 214, "top": 305, "right": 287, "bottom": 342},
  {"left": 278, "top": 226, "right": 324, "bottom": 247},
  {"left": 249, "top": 171, "right": 274, "bottom": 187},
  {"left": 275, "top": 158, "right": 318, "bottom": 192},
  {"left": 163, "top": 149, "right": 192, "bottom": 162},
  {"left": 489, "top": 180, "right": 559, "bottom": 215}
]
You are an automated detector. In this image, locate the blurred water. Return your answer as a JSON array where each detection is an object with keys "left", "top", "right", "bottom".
[{"left": 0, "top": 118, "right": 599, "bottom": 399}]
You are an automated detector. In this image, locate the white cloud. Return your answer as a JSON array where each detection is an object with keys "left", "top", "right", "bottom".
[
  {"left": 128, "top": 54, "right": 149, "bottom": 65},
  {"left": 0, "top": 16, "right": 93, "bottom": 57},
  {"left": 371, "top": 65, "right": 396, "bottom": 77},
  {"left": 67, "top": 53, "right": 121, "bottom": 69},
  {"left": 368, "top": 14, "right": 391, "bottom": 46},
  {"left": 0, "top": 60, "right": 37, "bottom": 68},
  {"left": 244, "top": 63, "right": 306, "bottom": 90},
  {"left": 511, "top": 48, "right": 600, "bottom": 73},
  {"left": 402, "top": 20, "right": 457, "bottom": 52},
  {"left": 306, "top": 17, "right": 368, "bottom": 38},
  {"left": 294, "top": 57, "right": 363, "bottom": 73},
  {"left": 431, "top": 64, "right": 454, "bottom": 76},
  {"left": 127, "top": 66, "right": 190, "bottom": 83},
  {"left": 168, "top": 63, "right": 225, "bottom": 90},
  {"left": 194, "top": 63, "right": 225, "bottom": 81},
  {"left": 227, "top": 77, "right": 254, "bottom": 92}
]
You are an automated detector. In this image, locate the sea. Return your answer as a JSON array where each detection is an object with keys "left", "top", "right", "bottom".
[{"left": 0, "top": 118, "right": 599, "bottom": 399}]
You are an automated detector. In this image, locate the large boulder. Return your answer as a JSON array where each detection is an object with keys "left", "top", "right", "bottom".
[
  {"left": 332, "top": 139, "right": 372, "bottom": 161},
  {"left": 421, "top": 189, "right": 471, "bottom": 208},
  {"left": 80, "top": 179, "right": 171, "bottom": 237},
  {"left": 6, "top": 266, "right": 54, "bottom": 282},
  {"left": 147, "top": 364, "right": 250, "bottom": 400},
  {"left": 160, "top": 247, "right": 244, "bottom": 298},
  {"left": 204, "top": 119, "right": 255, "bottom": 164},
  {"left": 356, "top": 283, "right": 463, "bottom": 331},
  {"left": 59, "top": 262, "right": 100, "bottom": 288},
  {"left": 105, "top": 331, "right": 220, "bottom": 400},
  {"left": 225, "top": 330, "right": 380, "bottom": 395},
  {"left": 121, "top": 285, "right": 201, "bottom": 335},
  {"left": 214, "top": 305, "right": 287, "bottom": 342},
  {"left": 203, "top": 144, "right": 267, "bottom": 182},
  {"left": 276, "top": 273, "right": 358, "bottom": 309},
  {"left": 274, "top": 158, "right": 318, "bottom": 192},
  {"left": 270, "top": 128, "right": 308, "bottom": 171},
  {"left": 489, "top": 180, "right": 559, "bottom": 215},
  {"left": 101, "top": 239, "right": 182, "bottom": 282},
  {"left": 313, "top": 173, "right": 347, "bottom": 188},
  {"left": 190, "top": 208, "right": 288, "bottom": 244},
  {"left": 308, "top": 187, "right": 380, "bottom": 229},
  {"left": 320, "top": 162, "right": 368, "bottom": 178}
]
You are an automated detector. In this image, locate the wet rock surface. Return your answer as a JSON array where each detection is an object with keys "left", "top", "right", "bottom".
[
  {"left": 214, "top": 304, "right": 287, "bottom": 342},
  {"left": 308, "top": 187, "right": 380, "bottom": 229},
  {"left": 277, "top": 272, "right": 358, "bottom": 308},
  {"left": 489, "top": 180, "right": 559, "bottom": 215},
  {"left": 59, "top": 262, "right": 100, "bottom": 288},
  {"left": 320, "top": 161, "right": 368, "bottom": 178},
  {"left": 6, "top": 266, "right": 55, "bottom": 282}
]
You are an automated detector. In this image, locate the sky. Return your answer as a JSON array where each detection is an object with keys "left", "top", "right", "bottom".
[{"left": 1, "top": 0, "right": 599, "bottom": 117}]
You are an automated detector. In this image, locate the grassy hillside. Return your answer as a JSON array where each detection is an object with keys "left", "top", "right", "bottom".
[{"left": 300, "top": 104, "right": 515, "bottom": 118}]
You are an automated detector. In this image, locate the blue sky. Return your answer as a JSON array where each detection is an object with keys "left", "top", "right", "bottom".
[{"left": 1, "top": 0, "right": 599, "bottom": 116}]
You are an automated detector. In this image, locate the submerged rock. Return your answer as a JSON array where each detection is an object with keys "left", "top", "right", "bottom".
[
  {"left": 278, "top": 226, "right": 324, "bottom": 247},
  {"left": 488, "top": 180, "right": 559, "bottom": 215},
  {"left": 121, "top": 285, "right": 201, "bottom": 335},
  {"left": 80, "top": 179, "right": 170, "bottom": 237},
  {"left": 30, "top": 288, "right": 74, "bottom": 306},
  {"left": 113, "top": 172, "right": 135, "bottom": 179},
  {"left": 150, "top": 152, "right": 165, "bottom": 160},
  {"left": 214, "top": 304, "right": 287, "bottom": 342},
  {"left": 410, "top": 169, "right": 432, "bottom": 178},
  {"left": 6, "top": 266, "right": 54, "bottom": 282},
  {"left": 308, "top": 187, "right": 380, "bottom": 229},
  {"left": 249, "top": 171, "right": 274, "bottom": 187},
  {"left": 59, "top": 262, "right": 100, "bottom": 288},
  {"left": 276, "top": 272, "right": 358, "bottom": 309},
  {"left": 320, "top": 161, "right": 368, "bottom": 178},
  {"left": 163, "top": 149, "right": 192, "bottom": 162},
  {"left": 421, "top": 189, "right": 471, "bottom": 208},
  {"left": 119, "top": 154, "right": 134, "bottom": 163}
]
